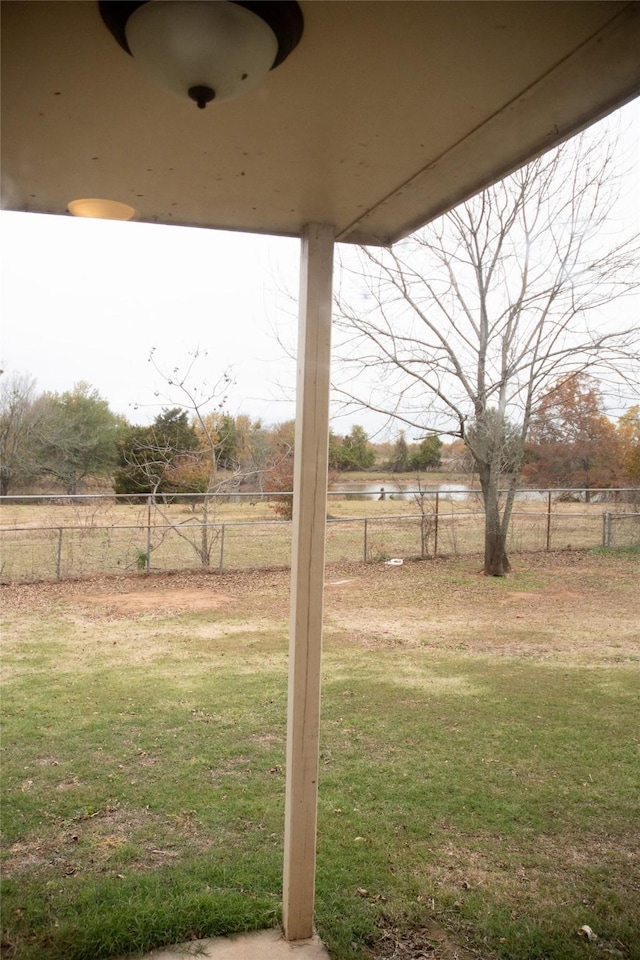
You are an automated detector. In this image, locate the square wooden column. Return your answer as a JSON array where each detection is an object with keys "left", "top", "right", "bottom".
[{"left": 282, "top": 223, "right": 335, "bottom": 941}]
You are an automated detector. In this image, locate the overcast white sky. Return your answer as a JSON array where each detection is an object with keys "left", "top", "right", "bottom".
[
  {"left": 1, "top": 99, "right": 638, "bottom": 438},
  {"left": 0, "top": 212, "right": 302, "bottom": 427}
]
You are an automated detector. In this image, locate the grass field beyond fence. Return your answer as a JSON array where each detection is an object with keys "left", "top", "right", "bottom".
[
  {"left": 1, "top": 550, "right": 639, "bottom": 959},
  {"left": 1, "top": 489, "right": 638, "bottom": 583}
]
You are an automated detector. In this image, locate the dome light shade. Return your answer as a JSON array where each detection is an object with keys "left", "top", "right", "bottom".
[
  {"left": 99, "top": 1, "right": 304, "bottom": 108},
  {"left": 67, "top": 198, "right": 136, "bottom": 220}
]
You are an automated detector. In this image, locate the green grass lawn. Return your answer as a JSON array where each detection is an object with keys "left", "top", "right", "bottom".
[{"left": 1, "top": 551, "right": 639, "bottom": 959}]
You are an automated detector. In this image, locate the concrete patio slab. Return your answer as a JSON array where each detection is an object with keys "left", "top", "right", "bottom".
[{"left": 127, "top": 929, "right": 330, "bottom": 960}]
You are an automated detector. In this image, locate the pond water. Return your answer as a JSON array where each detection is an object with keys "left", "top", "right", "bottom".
[
  {"left": 330, "top": 482, "right": 474, "bottom": 501},
  {"left": 329, "top": 482, "right": 548, "bottom": 502}
]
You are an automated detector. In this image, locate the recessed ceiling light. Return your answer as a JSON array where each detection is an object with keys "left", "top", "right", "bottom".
[{"left": 67, "top": 198, "right": 136, "bottom": 221}]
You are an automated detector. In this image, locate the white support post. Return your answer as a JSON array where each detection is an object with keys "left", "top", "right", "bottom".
[{"left": 283, "top": 223, "right": 335, "bottom": 941}]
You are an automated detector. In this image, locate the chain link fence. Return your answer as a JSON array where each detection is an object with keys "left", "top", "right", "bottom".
[
  {"left": 602, "top": 512, "right": 640, "bottom": 550},
  {"left": 1, "top": 489, "right": 638, "bottom": 583}
]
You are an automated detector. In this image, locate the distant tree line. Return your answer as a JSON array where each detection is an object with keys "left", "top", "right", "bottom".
[
  {"left": 379, "top": 432, "right": 443, "bottom": 474},
  {"left": 0, "top": 372, "right": 376, "bottom": 498},
  {"left": 1, "top": 370, "right": 638, "bottom": 500}
]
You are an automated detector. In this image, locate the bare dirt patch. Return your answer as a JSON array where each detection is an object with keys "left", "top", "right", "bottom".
[
  {"left": 367, "top": 917, "right": 484, "bottom": 960},
  {"left": 80, "top": 587, "right": 235, "bottom": 616},
  {"left": 0, "top": 569, "right": 256, "bottom": 619}
]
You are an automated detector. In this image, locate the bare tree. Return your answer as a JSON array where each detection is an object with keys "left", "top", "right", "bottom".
[
  {"left": 146, "top": 347, "right": 234, "bottom": 490},
  {"left": 135, "top": 349, "right": 237, "bottom": 566},
  {"left": 334, "top": 126, "right": 639, "bottom": 575},
  {"left": 142, "top": 348, "right": 289, "bottom": 565}
]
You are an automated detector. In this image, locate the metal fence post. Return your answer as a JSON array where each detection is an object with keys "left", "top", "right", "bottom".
[
  {"left": 146, "top": 496, "right": 152, "bottom": 571},
  {"left": 363, "top": 518, "right": 368, "bottom": 562},
  {"left": 56, "top": 527, "right": 63, "bottom": 581},
  {"left": 607, "top": 512, "right": 613, "bottom": 549},
  {"left": 434, "top": 492, "right": 439, "bottom": 558},
  {"left": 546, "top": 491, "right": 552, "bottom": 552},
  {"left": 201, "top": 497, "right": 209, "bottom": 567},
  {"left": 219, "top": 523, "right": 226, "bottom": 573}
]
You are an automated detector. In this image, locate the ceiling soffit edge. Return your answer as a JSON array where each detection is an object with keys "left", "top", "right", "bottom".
[{"left": 337, "top": 1, "right": 640, "bottom": 246}]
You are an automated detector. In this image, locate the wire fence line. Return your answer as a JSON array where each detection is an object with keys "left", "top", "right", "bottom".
[
  {"left": 1, "top": 488, "right": 638, "bottom": 583},
  {"left": 602, "top": 512, "right": 640, "bottom": 550}
]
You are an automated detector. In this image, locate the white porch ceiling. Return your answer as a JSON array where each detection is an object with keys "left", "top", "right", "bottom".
[{"left": 2, "top": 0, "right": 639, "bottom": 244}]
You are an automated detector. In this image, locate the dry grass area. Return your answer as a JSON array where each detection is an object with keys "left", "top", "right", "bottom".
[
  {"left": 0, "top": 492, "right": 619, "bottom": 529},
  {"left": 4, "top": 548, "right": 635, "bottom": 658},
  {"left": 1, "top": 549, "right": 639, "bottom": 960},
  {"left": 3, "top": 493, "right": 635, "bottom": 583},
  {"left": 323, "top": 554, "right": 640, "bottom": 662}
]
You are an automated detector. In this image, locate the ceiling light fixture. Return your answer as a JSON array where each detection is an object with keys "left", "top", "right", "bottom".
[
  {"left": 98, "top": 1, "right": 304, "bottom": 109},
  {"left": 67, "top": 198, "right": 136, "bottom": 220}
]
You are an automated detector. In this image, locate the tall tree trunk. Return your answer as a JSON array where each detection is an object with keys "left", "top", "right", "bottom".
[
  {"left": 485, "top": 525, "right": 510, "bottom": 576},
  {"left": 479, "top": 465, "right": 511, "bottom": 576}
]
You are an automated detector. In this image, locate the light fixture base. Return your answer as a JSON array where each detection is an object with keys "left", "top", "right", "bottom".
[{"left": 188, "top": 85, "right": 215, "bottom": 109}]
